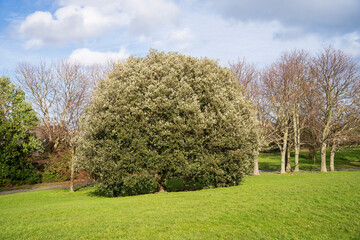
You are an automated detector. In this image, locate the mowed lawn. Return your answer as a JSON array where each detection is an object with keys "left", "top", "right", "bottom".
[
  {"left": 258, "top": 147, "right": 360, "bottom": 170},
  {"left": 1, "top": 171, "right": 359, "bottom": 239}
]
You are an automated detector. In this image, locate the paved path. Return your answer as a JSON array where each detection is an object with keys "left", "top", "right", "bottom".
[{"left": 0, "top": 182, "right": 95, "bottom": 195}]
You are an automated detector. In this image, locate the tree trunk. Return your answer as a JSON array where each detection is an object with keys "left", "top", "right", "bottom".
[
  {"left": 294, "top": 145, "right": 299, "bottom": 172},
  {"left": 69, "top": 162, "right": 74, "bottom": 192},
  {"left": 320, "top": 142, "right": 327, "bottom": 172},
  {"left": 69, "top": 146, "right": 75, "bottom": 193},
  {"left": 320, "top": 108, "right": 333, "bottom": 173},
  {"left": 293, "top": 109, "right": 300, "bottom": 172},
  {"left": 280, "top": 127, "right": 288, "bottom": 174},
  {"left": 330, "top": 141, "right": 336, "bottom": 172},
  {"left": 286, "top": 144, "right": 291, "bottom": 172},
  {"left": 253, "top": 150, "right": 260, "bottom": 176}
]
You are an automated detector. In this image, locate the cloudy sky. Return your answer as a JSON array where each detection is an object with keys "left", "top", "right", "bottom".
[{"left": 1, "top": 0, "right": 359, "bottom": 77}]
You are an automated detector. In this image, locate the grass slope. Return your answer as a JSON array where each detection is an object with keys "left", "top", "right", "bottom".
[
  {"left": 1, "top": 171, "right": 359, "bottom": 239},
  {"left": 258, "top": 147, "right": 360, "bottom": 170}
]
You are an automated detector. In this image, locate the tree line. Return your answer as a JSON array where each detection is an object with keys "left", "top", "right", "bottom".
[
  {"left": 230, "top": 46, "right": 360, "bottom": 175},
  {"left": 0, "top": 46, "right": 359, "bottom": 188}
]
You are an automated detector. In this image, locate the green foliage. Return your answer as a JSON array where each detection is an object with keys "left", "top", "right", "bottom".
[
  {"left": 77, "top": 50, "right": 259, "bottom": 196},
  {"left": 41, "top": 150, "right": 71, "bottom": 182},
  {"left": 165, "top": 177, "right": 205, "bottom": 192},
  {"left": 0, "top": 76, "right": 42, "bottom": 186},
  {"left": 121, "top": 173, "right": 158, "bottom": 196},
  {"left": 95, "top": 172, "right": 159, "bottom": 197}
]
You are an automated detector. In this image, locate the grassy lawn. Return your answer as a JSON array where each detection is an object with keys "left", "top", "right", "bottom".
[
  {"left": 259, "top": 147, "right": 360, "bottom": 170},
  {"left": 1, "top": 171, "right": 359, "bottom": 239}
]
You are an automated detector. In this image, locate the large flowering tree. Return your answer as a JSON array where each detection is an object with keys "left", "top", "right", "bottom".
[{"left": 77, "top": 50, "right": 259, "bottom": 196}]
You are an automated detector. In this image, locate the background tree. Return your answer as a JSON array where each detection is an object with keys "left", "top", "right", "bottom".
[
  {"left": 282, "top": 50, "right": 309, "bottom": 172},
  {"left": 54, "top": 60, "right": 91, "bottom": 192},
  {"left": 328, "top": 101, "right": 360, "bottom": 171},
  {"left": 15, "top": 62, "right": 58, "bottom": 150},
  {"left": 310, "top": 46, "right": 359, "bottom": 172},
  {"left": 262, "top": 56, "right": 296, "bottom": 174},
  {"left": 15, "top": 60, "right": 93, "bottom": 189},
  {"left": 0, "top": 76, "right": 42, "bottom": 185},
  {"left": 230, "top": 58, "right": 263, "bottom": 176},
  {"left": 302, "top": 82, "right": 323, "bottom": 163},
  {"left": 77, "top": 50, "right": 260, "bottom": 197}
]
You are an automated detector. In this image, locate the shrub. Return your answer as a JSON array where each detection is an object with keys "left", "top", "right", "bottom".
[
  {"left": 96, "top": 172, "right": 159, "bottom": 197},
  {"left": 77, "top": 50, "right": 259, "bottom": 197},
  {"left": 41, "top": 150, "right": 71, "bottom": 182},
  {"left": 165, "top": 177, "right": 206, "bottom": 192},
  {"left": 0, "top": 76, "right": 42, "bottom": 186},
  {"left": 121, "top": 173, "right": 159, "bottom": 196}
]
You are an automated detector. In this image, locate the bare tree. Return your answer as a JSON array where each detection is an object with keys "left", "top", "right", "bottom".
[
  {"left": 328, "top": 101, "right": 360, "bottom": 171},
  {"left": 15, "top": 62, "right": 58, "bottom": 150},
  {"left": 302, "top": 85, "right": 320, "bottom": 163},
  {"left": 310, "top": 46, "right": 359, "bottom": 172},
  {"left": 86, "top": 60, "right": 118, "bottom": 91},
  {"left": 282, "top": 50, "right": 310, "bottom": 172},
  {"left": 16, "top": 60, "right": 95, "bottom": 192},
  {"left": 230, "top": 58, "right": 263, "bottom": 176},
  {"left": 262, "top": 63, "right": 293, "bottom": 174},
  {"left": 261, "top": 50, "right": 310, "bottom": 173},
  {"left": 54, "top": 60, "right": 91, "bottom": 192}
]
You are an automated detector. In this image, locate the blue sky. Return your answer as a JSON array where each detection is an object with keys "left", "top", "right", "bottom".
[{"left": 1, "top": 0, "right": 360, "bottom": 78}]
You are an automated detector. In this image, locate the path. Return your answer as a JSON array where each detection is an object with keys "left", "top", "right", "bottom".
[{"left": 0, "top": 182, "right": 95, "bottom": 195}]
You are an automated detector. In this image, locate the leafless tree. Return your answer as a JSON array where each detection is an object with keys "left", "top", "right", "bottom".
[
  {"left": 16, "top": 60, "right": 100, "bottom": 191},
  {"left": 15, "top": 62, "right": 58, "bottom": 149},
  {"left": 310, "top": 46, "right": 359, "bottom": 172},
  {"left": 328, "top": 101, "right": 360, "bottom": 171},
  {"left": 230, "top": 58, "right": 264, "bottom": 176},
  {"left": 283, "top": 50, "right": 310, "bottom": 172},
  {"left": 86, "top": 60, "right": 118, "bottom": 91},
  {"left": 260, "top": 50, "right": 310, "bottom": 173},
  {"left": 54, "top": 60, "right": 91, "bottom": 191},
  {"left": 262, "top": 55, "right": 299, "bottom": 173}
]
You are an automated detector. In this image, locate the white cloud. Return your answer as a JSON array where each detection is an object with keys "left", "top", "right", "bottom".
[
  {"left": 24, "top": 38, "right": 44, "bottom": 49},
  {"left": 6, "top": 0, "right": 360, "bottom": 71},
  {"left": 167, "top": 28, "right": 194, "bottom": 49},
  {"left": 15, "top": 0, "right": 180, "bottom": 47},
  {"left": 68, "top": 47, "right": 129, "bottom": 66},
  {"left": 166, "top": 12, "right": 360, "bottom": 67},
  {"left": 332, "top": 32, "right": 360, "bottom": 57}
]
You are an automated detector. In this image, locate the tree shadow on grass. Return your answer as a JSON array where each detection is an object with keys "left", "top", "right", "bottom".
[{"left": 87, "top": 187, "right": 110, "bottom": 198}]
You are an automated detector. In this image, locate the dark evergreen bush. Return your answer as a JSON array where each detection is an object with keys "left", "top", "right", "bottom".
[
  {"left": 0, "top": 76, "right": 42, "bottom": 186},
  {"left": 41, "top": 150, "right": 72, "bottom": 182},
  {"left": 77, "top": 50, "right": 259, "bottom": 196},
  {"left": 165, "top": 177, "right": 205, "bottom": 192}
]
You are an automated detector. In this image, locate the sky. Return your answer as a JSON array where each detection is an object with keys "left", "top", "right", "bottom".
[{"left": 1, "top": 0, "right": 360, "bottom": 78}]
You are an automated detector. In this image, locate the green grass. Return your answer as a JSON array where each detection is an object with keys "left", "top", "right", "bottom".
[
  {"left": 259, "top": 147, "right": 360, "bottom": 170},
  {"left": 1, "top": 171, "right": 359, "bottom": 239}
]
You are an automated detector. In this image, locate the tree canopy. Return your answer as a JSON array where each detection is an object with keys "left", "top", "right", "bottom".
[
  {"left": 77, "top": 50, "right": 260, "bottom": 196},
  {"left": 0, "top": 76, "right": 42, "bottom": 185}
]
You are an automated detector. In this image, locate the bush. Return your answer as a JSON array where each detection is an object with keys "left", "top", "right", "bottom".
[
  {"left": 97, "top": 172, "right": 159, "bottom": 197},
  {"left": 0, "top": 164, "right": 41, "bottom": 186},
  {"left": 77, "top": 50, "right": 259, "bottom": 197},
  {"left": 0, "top": 76, "right": 42, "bottom": 186},
  {"left": 41, "top": 150, "right": 71, "bottom": 182},
  {"left": 165, "top": 177, "right": 206, "bottom": 192}
]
